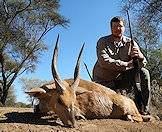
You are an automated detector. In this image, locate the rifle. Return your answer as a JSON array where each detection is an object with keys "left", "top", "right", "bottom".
[{"left": 126, "top": 10, "right": 141, "bottom": 92}]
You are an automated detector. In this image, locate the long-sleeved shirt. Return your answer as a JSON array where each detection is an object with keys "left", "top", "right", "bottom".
[{"left": 93, "top": 35, "right": 147, "bottom": 82}]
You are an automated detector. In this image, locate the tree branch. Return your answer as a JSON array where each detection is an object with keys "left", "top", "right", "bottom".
[
  {"left": 8, "top": 0, "right": 32, "bottom": 25},
  {"left": 143, "top": 0, "right": 162, "bottom": 12},
  {"left": 6, "top": 24, "right": 56, "bottom": 89},
  {"left": 17, "top": 68, "right": 28, "bottom": 76},
  {"left": 2, "top": 0, "right": 9, "bottom": 16}
]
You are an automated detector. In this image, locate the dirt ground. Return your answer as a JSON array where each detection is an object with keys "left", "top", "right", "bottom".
[{"left": 0, "top": 107, "right": 162, "bottom": 132}]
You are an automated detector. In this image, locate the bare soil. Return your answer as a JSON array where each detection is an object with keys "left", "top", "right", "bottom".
[{"left": 0, "top": 107, "right": 162, "bottom": 132}]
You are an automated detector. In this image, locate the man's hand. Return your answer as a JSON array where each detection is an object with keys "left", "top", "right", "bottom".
[
  {"left": 130, "top": 47, "right": 144, "bottom": 61},
  {"left": 131, "top": 47, "right": 139, "bottom": 58},
  {"left": 126, "top": 60, "right": 133, "bottom": 70}
]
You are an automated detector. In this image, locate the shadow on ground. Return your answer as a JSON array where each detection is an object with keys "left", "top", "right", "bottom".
[{"left": 0, "top": 111, "right": 59, "bottom": 126}]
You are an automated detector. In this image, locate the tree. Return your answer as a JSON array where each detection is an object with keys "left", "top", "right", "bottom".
[
  {"left": 5, "top": 85, "right": 16, "bottom": 106},
  {"left": 0, "top": 0, "right": 69, "bottom": 105},
  {"left": 120, "top": 0, "right": 162, "bottom": 80},
  {"left": 0, "top": 84, "right": 16, "bottom": 106},
  {"left": 15, "top": 102, "right": 32, "bottom": 108}
]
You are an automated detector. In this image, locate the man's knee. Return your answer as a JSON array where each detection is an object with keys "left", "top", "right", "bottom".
[
  {"left": 141, "top": 68, "right": 150, "bottom": 80},
  {"left": 140, "top": 67, "right": 151, "bottom": 90}
]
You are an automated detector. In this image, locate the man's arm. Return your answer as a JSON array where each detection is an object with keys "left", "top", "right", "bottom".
[{"left": 131, "top": 41, "right": 147, "bottom": 67}]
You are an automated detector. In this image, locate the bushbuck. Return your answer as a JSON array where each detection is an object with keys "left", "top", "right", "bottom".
[{"left": 26, "top": 35, "right": 152, "bottom": 127}]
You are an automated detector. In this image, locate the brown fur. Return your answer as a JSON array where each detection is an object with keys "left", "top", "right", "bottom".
[{"left": 26, "top": 78, "right": 143, "bottom": 126}]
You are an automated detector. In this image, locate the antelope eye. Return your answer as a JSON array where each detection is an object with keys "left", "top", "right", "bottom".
[{"left": 57, "top": 98, "right": 64, "bottom": 105}]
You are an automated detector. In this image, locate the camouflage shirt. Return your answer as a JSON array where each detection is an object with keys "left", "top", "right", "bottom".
[{"left": 93, "top": 35, "right": 147, "bottom": 82}]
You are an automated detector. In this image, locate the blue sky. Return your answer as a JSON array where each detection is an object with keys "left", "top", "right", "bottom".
[{"left": 15, "top": 0, "right": 124, "bottom": 103}]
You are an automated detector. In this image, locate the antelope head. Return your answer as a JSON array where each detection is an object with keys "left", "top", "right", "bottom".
[{"left": 50, "top": 35, "right": 84, "bottom": 127}]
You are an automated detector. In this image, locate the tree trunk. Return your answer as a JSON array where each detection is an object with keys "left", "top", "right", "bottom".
[{"left": 0, "top": 88, "right": 8, "bottom": 106}]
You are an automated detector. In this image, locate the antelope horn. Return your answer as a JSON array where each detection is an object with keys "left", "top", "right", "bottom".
[
  {"left": 71, "top": 44, "right": 85, "bottom": 90},
  {"left": 51, "top": 34, "right": 62, "bottom": 83}
]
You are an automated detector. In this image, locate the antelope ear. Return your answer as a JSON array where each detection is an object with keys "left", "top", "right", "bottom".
[
  {"left": 25, "top": 87, "right": 47, "bottom": 99},
  {"left": 25, "top": 87, "right": 46, "bottom": 94},
  {"left": 54, "top": 78, "right": 66, "bottom": 92}
]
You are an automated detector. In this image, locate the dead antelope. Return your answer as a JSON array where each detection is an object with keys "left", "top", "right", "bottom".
[{"left": 26, "top": 35, "right": 151, "bottom": 127}]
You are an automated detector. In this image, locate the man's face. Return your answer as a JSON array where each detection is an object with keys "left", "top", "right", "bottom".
[{"left": 111, "top": 21, "right": 125, "bottom": 38}]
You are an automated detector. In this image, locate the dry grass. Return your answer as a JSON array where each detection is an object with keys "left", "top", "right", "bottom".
[{"left": 0, "top": 107, "right": 162, "bottom": 132}]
